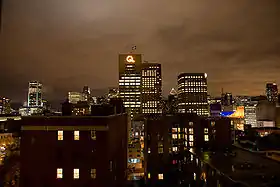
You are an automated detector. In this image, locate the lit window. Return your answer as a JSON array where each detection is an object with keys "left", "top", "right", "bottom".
[
  {"left": 211, "top": 121, "right": 215, "bottom": 127},
  {"left": 189, "top": 142, "right": 194, "bottom": 147},
  {"left": 158, "top": 147, "right": 164, "bottom": 154},
  {"left": 172, "top": 147, "right": 178, "bottom": 152},
  {"left": 73, "top": 169, "right": 79, "bottom": 179},
  {"left": 194, "top": 173, "right": 196, "bottom": 180},
  {"left": 204, "top": 128, "right": 208, "bottom": 133},
  {"left": 91, "top": 169, "right": 96, "bottom": 179},
  {"left": 158, "top": 174, "right": 164, "bottom": 180},
  {"left": 58, "top": 131, "right": 63, "bottom": 140},
  {"left": 204, "top": 135, "right": 209, "bottom": 142},
  {"left": 172, "top": 134, "right": 177, "bottom": 139},
  {"left": 189, "top": 135, "right": 194, "bottom": 141},
  {"left": 148, "top": 173, "right": 151, "bottom": 179},
  {"left": 148, "top": 148, "right": 151, "bottom": 153},
  {"left": 91, "top": 130, "right": 96, "bottom": 140},
  {"left": 74, "top": 131, "right": 79, "bottom": 140},
  {"left": 189, "top": 128, "right": 193, "bottom": 134},
  {"left": 172, "top": 128, "right": 177, "bottom": 133},
  {"left": 189, "top": 122, "right": 193, "bottom": 126},
  {"left": 57, "top": 168, "right": 63, "bottom": 179}
]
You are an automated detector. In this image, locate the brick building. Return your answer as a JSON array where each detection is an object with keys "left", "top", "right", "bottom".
[{"left": 20, "top": 114, "right": 128, "bottom": 187}]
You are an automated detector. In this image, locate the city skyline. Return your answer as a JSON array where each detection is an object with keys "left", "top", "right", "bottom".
[{"left": 0, "top": 0, "right": 280, "bottom": 101}]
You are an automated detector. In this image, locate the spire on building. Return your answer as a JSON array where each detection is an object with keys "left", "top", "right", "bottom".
[{"left": 170, "top": 88, "right": 177, "bottom": 95}]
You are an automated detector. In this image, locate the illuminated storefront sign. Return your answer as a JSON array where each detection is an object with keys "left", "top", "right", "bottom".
[{"left": 126, "top": 55, "right": 135, "bottom": 63}]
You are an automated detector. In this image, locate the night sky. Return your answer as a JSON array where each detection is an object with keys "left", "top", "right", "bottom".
[{"left": 0, "top": 0, "right": 280, "bottom": 102}]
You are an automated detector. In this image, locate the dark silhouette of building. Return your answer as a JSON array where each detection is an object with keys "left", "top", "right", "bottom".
[
  {"left": 144, "top": 114, "right": 231, "bottom": 185},
  {"left": 61, "top": 99, "right": 72, "bottom": 116},
  {"left": 266, "top": 83, "right": 278, "bottom": 103},
  {"left": 20, "top": 114, "right": 128, "bottom": 187}
]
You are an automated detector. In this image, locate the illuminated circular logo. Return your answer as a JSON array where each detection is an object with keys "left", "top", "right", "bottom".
[{"left": 126, "top": 55, "right": 135, "bottom": 63}]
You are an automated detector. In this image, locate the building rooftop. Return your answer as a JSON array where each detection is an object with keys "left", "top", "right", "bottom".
[{"left": 190, "top": 147, "right": 280, "bottom": 187}]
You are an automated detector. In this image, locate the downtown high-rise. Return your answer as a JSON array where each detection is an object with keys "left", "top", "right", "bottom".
[
  {"left": 177, "top": 73, "right": 208, "bottom": 116},
  {"left": 266, "top": 83, "right": 278, "bottom": 103},
  {"left": 119, "top": 54, "right": 142, "bottom": 117},
  {"left": 141, "top": 62, "right": 162, "bottom": 114},
  {"left": 28, "top": 81, "right": 43, "bottom": 107}
]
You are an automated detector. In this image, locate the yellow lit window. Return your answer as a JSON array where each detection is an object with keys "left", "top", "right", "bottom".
[
  {"left": 73, "top": 169, "right": 79, "bottom": 179},
  {"left": 58, "top": 131, "right": 63, "bottom": 140},
  {"left": 189, "top": 128, "right": 193, "bottom": 134},
  {"left": 172, "top": 134, "right": 177, "bottom": 139},
  {"left": 158, "top": 174, "right": 163, "bottom": 180},
  {"left": 74, "top": 131, "right": 79, "bottom": 140},
  {"left": 189, "top": 142, "right": 194, "bottom": 147},
  {"left": 148, "top": 173, "right": 151, "bottom": 179},
  {"left": 148, "top": 148, "right": 151, "bottom": 153},
  {"left": 211, "top": 121, "right": 215, "bottom": 126},
  {"left": 178, "top": 128, "right": 180, "bottom": 132},
  {"left": 91, "top": 130, "right": 96, "bottom": 140},
  {"left": 172, "top": 147, "right": 177, "bottom": 152},
  {"left": 204, "top": 135, "right": 209, "bottom": 142},
  {"left": 158, "top": 147, "right": 163, "bottom": 154},
  {"left": 204, "top": 128, "right": 208, "bottom": 133},
  {"left": 189, "top": 135, "right": 194, "bottom": 141},
  {"left": 57, "top": 168, "right": 63, "bottom": 179},
  {"left": 91, "top": 169, "right": 96, "bottom": 179}
]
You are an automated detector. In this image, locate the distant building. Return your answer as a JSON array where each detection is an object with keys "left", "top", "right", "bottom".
[
  {"left": 244, "top": 103, "right": 257, "bottom": 128},
  {"left": 68, "top": 92, "right": 83, "bottom": 104},
  {"left": 177, "top": 73, "right": 208, "bottom": 116},
  {"left": 266, "top": 83, "right": 278, "bottom": 102},
  {"left": 27, "top": 81, "right": 42, "bottom": 107},
  {"left": 20, "top": 114, "right": 128, "bottom": 187},
  {"left": 108, "top": 88, "right": 119, "bottom": 99},
  {"left": 141, "top": 63, "right": 162, "bottom": 114},
  {"left": 210, "top": 103, "right": 222, "bottom": 117},
  {"left": 72, "top": 101, "right": 90, "bottom": 116},
  {"left": 82, "top": 86, "right": 91, "bottom": 102},
  {"left": 0, "top": 97, "right": 11, "bottom": 114},
  {"left": 222, "top": 93, "right": 233, "bottom": 106},
  {"left": 119, "top": 54, "right": 142, "bottom": 117},
  {"left": 256, "top": 100, "right": 276, "bottom": 122}
]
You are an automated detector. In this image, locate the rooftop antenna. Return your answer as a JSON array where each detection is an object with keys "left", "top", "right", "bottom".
[{"left": 130, "top": 45, "right": 137, "bottom": 53}]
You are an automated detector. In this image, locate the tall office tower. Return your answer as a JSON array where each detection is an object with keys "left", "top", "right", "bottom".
[
  {"left": 177, "top": 73, "right": 208, "bottom": 116},
  {"left": 119, "top": 54, "right": 142, "bottom": 117},
  {"left": 0, "top": 97, "right": 11, "bottom": 114},
  {"left": 266, "top": 83, "right": 278, "bottom": 102},
  {"left": 82, "top": 86, "right": 91, "bottom": 101},
  {"left": 68, "top": 92, "right": 83, "bottom": 104},
  {"left": 222, "top": 93, "right": 233, "bottom": 106},
  {"left": 141, "top": 63, "right": 162, "bottom": 114},
  {"left": 28, "top": 81, "right": 43, "bottom": 107}
]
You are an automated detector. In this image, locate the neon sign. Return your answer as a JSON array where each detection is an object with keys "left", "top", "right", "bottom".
[{"left": 126, "top": 55, "right": 135, "bottom": 63}]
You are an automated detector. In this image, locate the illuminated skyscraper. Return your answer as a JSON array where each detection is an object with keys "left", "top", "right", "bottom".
[
  {"left": 82, "top": 86, "right": 91, "bottom": 101},
  {"left": 177, "top": 73, "right": 208, "bottom": 116},
  {"left": 266, "top": 83, "right": 278, "bottom": 102},
  {"left": 141, "top": 63, "right": 162, "bottom": 114},
  {"left": 0, "top": 97, "right": 11, "bottom": 114},
  {"left": 28, "top": 81, "right": 43, "bottom": 107},
  {"left": 119, "top": 54, "right": 142, "bottom": 116}
]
